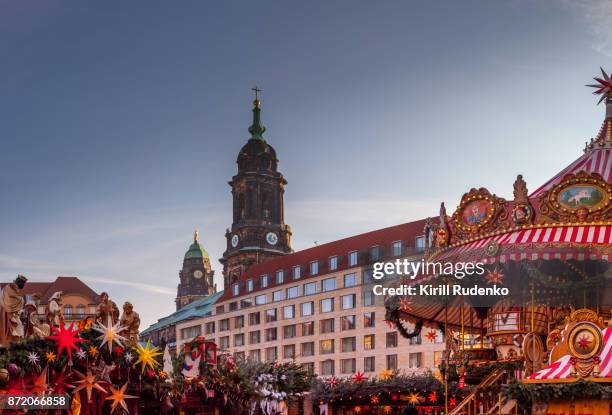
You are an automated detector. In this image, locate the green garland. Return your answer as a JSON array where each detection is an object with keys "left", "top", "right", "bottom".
[{"left": 384, "top": 296, "right": 425, "bottom": 339}]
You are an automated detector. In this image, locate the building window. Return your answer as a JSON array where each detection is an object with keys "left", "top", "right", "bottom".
[
  {"left": 229, "top": 302, "right": 238, "bottom": 311},
  {"left": 301, "top": 321, "right": 315, "bottom": 336},
  {"left": 219, "top": 336, "right": 230, "bottom": 349},
  {"left": 320, "top": 298, "right": 334, "bottom": 313},
  {"left": 249, "top": 331, "right": 261, "bottom": 345},
  {"left": 265, "top": 347, "right": 277, "bottom": 362},
  {"left": 234, "top": 316, "right": 244, "bottom": 329},
  {"left": 240, "top": 298, "right": 252, "bottom": 308},
  {"left": 341, "top": 294, "right": 356, "bottom": 310},
  {"left": 320, "top": 339, "right": 334, "bottom": 354},
  {"left": 205, "top": 322, "right": 215, "bottom": 334},
  {"left": 320, "top": 318, "right": 335, "bottom": 334},
  {"left": 283, "top": 344, "right": 296, "bottom": 359},
  {"left": 249, "top": 349, "right": 261, "bottom": 362},
  {"left": 387, "top": 354, "right": 398, "bottom": 370},
  {"left": 181, "top": 325, "right": 201, "bottom": 340},
  {"left": 362, "top": 289, "right": 375, "bottom": 306},
  {"left": 265, "top": 327, "right": 277, "bottom": 342},
  {"left": 234, "top": 333, "right": 244, "bottom": 347},
  {"left": 341, "top": 358, "right": 356, "bottom": 374},
  {"left": 348, "top": 251, "right": 358, "bottom": 266},
  {"left": 321, "top": 277, "right": 336, "bottom": 292},
  {"left": 283, "top": 305, "right": 295, "bottom": 319},
  {"left": 303, "top": 282, "right": 317, "bottom": 296},
  {"left": 364, "top": 334, "right": 375, "bottom": 350},
  {"left": 293, "top": 265, "right": 301, "bottom": 279},
  {"left": 301, "top": 342, "right": 315, "bottom": 357},
  {"left": 409, "top": 334, "right": 422, "bottom": 345},
  {"left": 364, "top": 312, "right": 375, "bottom": 328},
  {"left": 303, "top": 362, "right": 315, "bottom": 375},
  {"left": 246, "top": 279, "right": 254, "bottom": 292},
  {"left": 409, "top": 353, "right": 421, "bottom": 368},
  {"left": 301, "top": 301, "right": 314, "bottom": 316},
  {"left": 364, "top": 356, "right": 375, "bottom": 372},
  {"left": 76, "top": 304, "right": 85, "bottom": 317},
  {"left": 283, "top": 324, "right": 296, "bottom": 339},
  {"left": 235, "top": 351, "right": 245, "bottom": 361},
  {"left": 265, "top": 308, "right": 277, "bottom": 323},
  {"left": 220, "top": 319, "right": 230, "bottom": 331},
  {"left": 321, "top": 359, "right": 335, "bottom": 376},
  {"left": 386, "top": 332, "right": 398, "bottom": 348},
  {"left": 392, "top": 241, "right": 402, "bottom": 257},
  {"left": 344, "top": 273, "right": 357, "bottom": 287},
  {"left": 216, "top": 305, "right": 225, "bottom": 314},
  {"left": 232, "top": 283, "right": 239, "bottom": 296},
  {"left": 255, "top": 294, "right": 267, "bottom": 305},
  {"left": 276, "top": 270, "right": 284, "bottom": 284},
  {"left": 415, "top": 236, "right": 425, "bottom": 251},
  {"left": 261, "top": 274, "right": 269, "bottom": 288},
  {"left": 341, "top": 315, "right": 356, "bottom": 330},
  {"left": 273, "top": 290, "right": 283, "bottom": 302},
  {"left": 310, "top": 261, "right": 319, "bottom": 275},
  {"left": 370, "top": 245, "right": 380, "bottom": 261},
  {"left": 286, "top": 286, "right": 299, "bottom": 299},
  {"left": 329, "top": 256, "right": 338, "bottom": 271},
  {"left": 64, "top": 305, "right": 73, "bottom": 316},
  {"left": 341, "top": 337, "right": 356, "bottom": 352},
  {"left": 249, "top": 312, "right": 260, "bottom": 326}
]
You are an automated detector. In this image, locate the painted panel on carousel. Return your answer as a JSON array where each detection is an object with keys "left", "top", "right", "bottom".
[
  {"left": 557, "top": 184, "right": 605, "bottom": 209},
  {"left": 451, "top": 188, "right": 510, "bottom": 242}
]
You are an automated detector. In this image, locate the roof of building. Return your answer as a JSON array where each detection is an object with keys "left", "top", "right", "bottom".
[
  {"left": 219, "top": 218, "right": 430, "bottom": 302},
  {"left": 0, "top": 276, "right": 99, "bottom": 305},
  {"left": 184, "top": 231, "right": 210, "bottom": 261},
  {"left": 141, "top": 291, "right": 223, "bottom": 336}
]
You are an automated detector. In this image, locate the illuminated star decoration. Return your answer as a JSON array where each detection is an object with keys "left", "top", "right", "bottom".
[
  {"left": 370, "top": 395, "right": 379, "bottom": 404},
  {"left": 326, "top": 377, "right": 338, "bottom": 387},
  {"left": 379, "top": 369, "right": 393, "bottom": 380},
  {"left": 133, "top": 340, "right": 163, "bottom": 373},
  {"left": 587, "top": 67, "right": 612, "bottom": 104},
  {"left": 428, "top": 391, "right": 438, "bottom": 403},
  {"left": 450, "top": 397, "right": 457, "bottom": 407},
  {"left": 76, "top": 349, "right": 87, "bottom": 360},
  {"left": 92, "top": 316, "right": 128, "bottom": 353},
  {"left": 26, "top": 351, "right": 40, "bottom": 366},
  {"left": 92, "top": 360, "right": 116, "bottom": 384},
  {"left": 158, "top": 371, "right": 167, "bottom": 380},
  {"left": 70, "top": 393, "right": 82, "bottom": 415},
  {"left": 52, "top": 368, "right": 75, "bottom": 394},
  {"left": 399, "top": 297, "right": 413, "bottom": 312},
  {"left": 46, "top": 351, "right": 56, "bottom": 363},
  {"left": 425, "top": 330, "right": 438, "bottom": 342},
  {"left": 105, "top": 382, "right": 137, "bottom": 414},
  {"left": 88, "top": 346, "right": 99, "bottom": 358},
  {"left": 47, "top": 321, "right": 85, "bottom": 362},
  {"left": 28, "top": 368, "right": 48, "bottom": 394},
  {"left": 577, "top": 334, "right": 592, "bottom": 350},
  {"left": 73, "top": 369, "right": 107, "bottom": 403},
  {"left": 407, "top": 392, "right": 422, "bottom": 404},
  {"left": 383, "top": 406, "right": 392, "bottom": 414},
  {"left": 353, "top": 371, "right": 366, "bottom": 382},
  {"left": 124, "top": 351, "right": 134, "bottom": 363},
  {"left": 485, "top": 267, "right": 504, "bottom": 285}
]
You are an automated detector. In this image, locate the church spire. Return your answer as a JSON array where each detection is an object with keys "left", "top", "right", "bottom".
[{"left": 248, "top": 86, "right": 266, "bottom": 140}]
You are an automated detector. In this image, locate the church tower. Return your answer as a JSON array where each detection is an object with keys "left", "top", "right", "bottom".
[
  {"left": 221, "top": 90, "right": 292, "bottom": 289},
  {"left": 176, "top": 231, "right": 215, "bottom": 310}
]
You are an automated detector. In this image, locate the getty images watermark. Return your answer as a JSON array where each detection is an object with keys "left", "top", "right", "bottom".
[{"left": 370, "top": 259, "right": 510, "bottom": 297}]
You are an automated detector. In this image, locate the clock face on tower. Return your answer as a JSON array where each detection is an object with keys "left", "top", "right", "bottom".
[
  {"left": 193, "top": 270, "right": 203, "bottom": 279},
  {"left": 231, "top": 234, "right": 240, "bottom": 248},
  {"left": 266, "top": 232, "right": 278, "bottom": 245}
]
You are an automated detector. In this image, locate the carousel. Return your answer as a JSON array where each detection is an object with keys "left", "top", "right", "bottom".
[{"left": 385, "top": 69, "right": 612, "bottom": 414}]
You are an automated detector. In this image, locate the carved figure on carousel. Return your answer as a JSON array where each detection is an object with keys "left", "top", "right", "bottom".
[
  {"left": 47, "top": 291, "right": 63, "bottom": 327},
  {"left": 96, "top": 292, "right": 119, "bottom": 325},
  {"left": 0, "top": 274, "right": 27, "bottom": 347},
  {"left": 119, "top": 301, "right": 140, "bottom": 346},
  {"left": 436, "top": 202, "right": 449, "bottom": 248},
  {"left": 24, "top": 300, "right": 50, "bottom": 338}
]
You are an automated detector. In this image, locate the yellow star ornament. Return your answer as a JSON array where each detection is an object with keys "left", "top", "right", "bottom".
[
  {"left": 379, "top": 369, "right": 393, "bottom": 380},
  {"left": 133, "top": 340, "right": 163, "bottom": 373},
  {"left": 106, "top": 382, "right": 137, "bottom": 414}
]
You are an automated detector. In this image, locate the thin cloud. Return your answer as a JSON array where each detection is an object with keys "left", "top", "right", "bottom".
[
  {"left": 562, "top": 0, "right": 612, "bottom": 56},
  {"left": 79, "top": 275, "right": 175, "bottom": 296}
]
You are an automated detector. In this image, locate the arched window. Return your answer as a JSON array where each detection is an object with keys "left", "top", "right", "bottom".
[
  {"left": 76, "top": 304, "right": 85, "bottom": 317},
  {"left": 64, "top": 305, "right": 73, "bottom": 316}
]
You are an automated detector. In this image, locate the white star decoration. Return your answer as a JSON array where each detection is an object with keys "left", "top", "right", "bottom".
[
  {"left": 26, "top": 351, "right": 40, "bottom": 365},
  {"left": 76, "top": 349, "right": 87, "bottom": 360},
  {"left": 92, "top": 316, "right": 128, "bottom": 352},
  {"left": 124, "top": 351, "right": 134, "bottom": 363}
]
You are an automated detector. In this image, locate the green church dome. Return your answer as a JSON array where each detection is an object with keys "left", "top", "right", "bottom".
[{"left": 184, "top": 231, "right": 210, "bottom": 260}]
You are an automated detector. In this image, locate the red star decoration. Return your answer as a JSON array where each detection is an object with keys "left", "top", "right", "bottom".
[
  {"left": 52, "top": 368, "right": 75, "bottom": 394},
  {"left": 577, "top": 334, "right": 592, "bottom": 350},
  {"left": 391, "top": 393, "right": 399, "bottom": 401},
  {"left": 485, "top": 267, "right": 504, "bottom": 285},
  {"left": 353, "top": 371, "right": 366, "bottom": 382},
  {"left": 28, "top": 369, "right": 48, "bottom": 395},
  {"left": 399, "top": 297, "right": 413, "bottom": 312},
  {"left": 587, "top": 68, "right": 612, "bottom": 104},
  {"left": 428, "top": 391, "right": 438, "bottom": 403},
  {"left": 450, "top": 397, "right": 457, "bottom": 407},
  {"left": 425, "top": 330, "right": 438, "bottom": 342},
  {"left": 370, "top": 395, "right": 379, "bottom": 404},
  {"left": 327, "top": 377, "right": 338, "bottom": 387},
  {"left": 47, "top": 321, "right": 85, "bottom": 362}
]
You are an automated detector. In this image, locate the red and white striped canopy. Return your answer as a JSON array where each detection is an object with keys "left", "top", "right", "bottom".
[
  {"left": 435, "top": 225, "right": 612, "bottom": 263},
  {"left": 528, "top": 326, "right": 612, "bottom": 380}
]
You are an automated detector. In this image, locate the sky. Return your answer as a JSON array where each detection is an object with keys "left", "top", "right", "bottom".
[{"left": 1, "top": 0, "right": 612, "bottom": 328}]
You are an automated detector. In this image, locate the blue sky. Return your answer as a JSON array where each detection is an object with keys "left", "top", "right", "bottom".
[{"left": 1, "top": 0, "right": 611, "bottom": 327}]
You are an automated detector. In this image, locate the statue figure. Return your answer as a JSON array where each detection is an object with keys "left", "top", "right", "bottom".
[
  {"left": 47, "top": 291, "right": 63, "bottom": 327},
  {"left": 24, "top": 300, "right": 50, "bottom": 338},
  {"left": 513, "top": 174, "right": 529, "bottom": 203},
  {"left": 0, "top": 275, "right": 27, "bottom": 347},
  {"left": 96, "top": 292, "right": 119, "bottom": 325},
  {"left": 119, "top": 302, "right": 140, "bottom": 346}
]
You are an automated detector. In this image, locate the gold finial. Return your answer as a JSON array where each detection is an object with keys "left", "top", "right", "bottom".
[
  {"left": 252, "top": 86, "right": 262, "bottom": 108},
  {"left": 194, "top": 229, "right": 199, "bottom": 242}
]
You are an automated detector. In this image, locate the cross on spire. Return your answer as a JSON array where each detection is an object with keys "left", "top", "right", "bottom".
[{"left": 252, "top": 86, "right": 262, "bottom": 101}]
